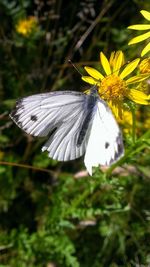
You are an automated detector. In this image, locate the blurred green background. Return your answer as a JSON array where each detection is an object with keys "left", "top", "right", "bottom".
[{"left": 0, "top": 0, "right": 150, "bottom": 266}]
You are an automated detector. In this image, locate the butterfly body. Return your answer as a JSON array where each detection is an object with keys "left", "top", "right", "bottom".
[{"left": 10, "top": 88, "right": 124, "bottom": 175}]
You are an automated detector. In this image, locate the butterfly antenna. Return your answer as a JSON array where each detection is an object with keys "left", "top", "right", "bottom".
[{"left": 68, "top": 59, "right": 83, "bottom": 76}]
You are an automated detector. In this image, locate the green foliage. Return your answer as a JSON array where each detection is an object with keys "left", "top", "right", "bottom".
[{"left": 0, "top": 0, "right": 150, "bottom": 266}]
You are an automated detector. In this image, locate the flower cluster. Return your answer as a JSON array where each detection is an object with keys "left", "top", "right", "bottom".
[
  {"left": 128, "top": 10, "right": 150, "bottom": 56},
  {"left": 16, "top": 16, "right": 38, "bottom": 36},
  {"left": 82, "top": 9, "right": 150, "bottom": 133},
  {"left": 82, "top": 51, "right": 149, "bottom": 119}
]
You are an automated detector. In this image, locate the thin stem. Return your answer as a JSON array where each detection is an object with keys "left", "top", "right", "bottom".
[
  {"left": 131, "top": 107, "right": 136, "bottom": 143},
  {"left": 0, "top": 161, "right": 53, "bottom": 175}
]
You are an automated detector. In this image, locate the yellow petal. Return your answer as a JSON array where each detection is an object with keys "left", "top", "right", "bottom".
[
  {"left": 111, "top": 104, "right": 119, "bottom": 119},
  {"left": 128, "top": 24, "right": 150, "bottom": 30},
  {"left": 109, "top": 51, "right": 115, "bottom": 67},
  {"left": 100, "top": 52, "right": 111, "bottom": 75},
  {"left": 120, "top": 59, "right": 140, "bottom": 79},
  {"left": 128, "top": 31, "right": 150, "bottom": 45},
  {"left": 107, "top": 100, "right": 123, "bottom": 120},
  {"left": 131, "top": 98, "right": 149, "bottom": 105},
  {"left": 107, "top": 100, "right": 117, "bottom": 117},
  {"left": 139, "top": 58, "right": 150, "bottom": 73},
  {"left": 84, "top": 66, "right": 104, "bottom": 80},
  {"left": 82, "top": 76, "right": 97, "bottom": 85},
  {"left": 140, "top": 10, "right": 150, "bottom": 21},
  {"left": 141, "top": 42, "right": 150, "bottom": 56},
  {"left": 112, "top": 51, "right": 124, "bottom": 75},
  {"left": 128, "top": 89, "right": 149, "bottom": 105},
  {"left": 126, "top": 74, "right": 149, "bottom": 84}
]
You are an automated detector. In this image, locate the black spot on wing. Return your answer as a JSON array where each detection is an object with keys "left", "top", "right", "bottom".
[
  {"left": 30, "top": 115, "right": 37, "bottom": 121},
  {"left": 105, "top": 142, "right": 110, "bottom": 149}
]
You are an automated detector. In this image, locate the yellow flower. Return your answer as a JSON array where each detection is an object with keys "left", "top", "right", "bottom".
[
  {"left": 117, "top": 110, "right": 133, "bottom": 134},
  {"left": 139, "top": 58, "right": 150, "bottom": 74},
  {"left": 16, "top": 16, "right": 38, "bottom": 36},
  {"left": 118, "top": 108, "right": 150, "bottom": 134},
  {"left": 82, "top": 51, "right": 150, "bottom": 118},
  {"left": 116, "top": 105, "right": 150, "bottom": 134},
  {"left": 138, "top": 58, "right": 150, "bottom": 95},
  {"left": 128, "top": 10, "right": 150, "bottom": 56}
]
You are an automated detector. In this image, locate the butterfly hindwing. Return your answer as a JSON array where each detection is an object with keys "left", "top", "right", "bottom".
[{"left": 84, "top": 98, "right": 124, "bottom": 175}]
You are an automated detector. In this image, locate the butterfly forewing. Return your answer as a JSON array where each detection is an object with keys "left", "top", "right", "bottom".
[
  {"left": 10, "top": 91, "right": 96, "bottom": 161},
  {"left": 11, "top": 92, "right": 84, "bottom": 136}
]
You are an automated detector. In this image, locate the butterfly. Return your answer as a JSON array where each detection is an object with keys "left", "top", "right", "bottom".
[{"left": 10, "top": 87, "right": 124, "bottom": 175}]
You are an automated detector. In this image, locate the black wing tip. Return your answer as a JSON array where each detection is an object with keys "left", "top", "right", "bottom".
[
  {"left": 9, "top": 99, "right": 24, "bottom": 127},
  {"left": 10, "top": 108, "right": 18, "bottom": 121},
  {"left": 9, "top": 109, "right": 23, "bottom": 128}
]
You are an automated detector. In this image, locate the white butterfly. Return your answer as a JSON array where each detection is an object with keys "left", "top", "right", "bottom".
[{"left": 10, "top": 88, "right": 124, "bottom": 175}]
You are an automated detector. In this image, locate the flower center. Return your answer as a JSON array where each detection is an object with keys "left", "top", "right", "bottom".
[{"left": 98, "top": 74, "right": 127, "bottom": 101}]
